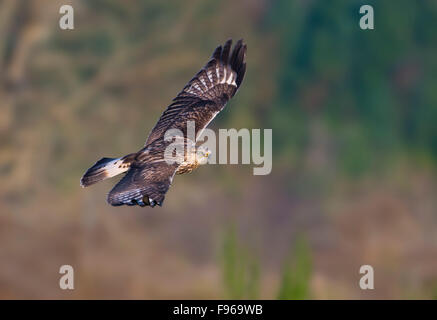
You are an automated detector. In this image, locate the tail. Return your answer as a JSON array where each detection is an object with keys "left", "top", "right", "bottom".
[{"left": 80, "top": 153, "right": 136, "bottom": 187}]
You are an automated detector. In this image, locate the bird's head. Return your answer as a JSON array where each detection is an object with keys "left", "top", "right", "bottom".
[{"left": 196, "top": 146, "right": 211, "bottom": 165}]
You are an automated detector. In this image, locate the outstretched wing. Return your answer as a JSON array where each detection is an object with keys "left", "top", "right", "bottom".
[
  {"left": 107, "top": 39, "right": 247, "bottom": 207},
  {"left": 107, "top": 160, "right": 177, "bottom": 207},
  {"left": 144, "top": 39, "right": 247, "bottom": 146},
  {"left": 107, "top": 140, "right": 180, "bottom": 207}
]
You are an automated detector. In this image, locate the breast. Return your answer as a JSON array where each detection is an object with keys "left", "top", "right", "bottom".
[{"left": 176, "top": 161, "right": 199, "bottom": 175}]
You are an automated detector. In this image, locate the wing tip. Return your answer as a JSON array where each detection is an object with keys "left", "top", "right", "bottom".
[
  {"left": 107, "top": 189, "right": 165, "bottom": 208},
  {"left": 229, "top": 39, "right": 246, "bottom": 88},
  {"left": 80, "top": 178, "right": 87, "bottom": 188},
  {"left": 212, "top": 45, "right": 222, "bottom": 60},
  {"left": 212, "top": 39, "right": 247, "bottom": 90}
]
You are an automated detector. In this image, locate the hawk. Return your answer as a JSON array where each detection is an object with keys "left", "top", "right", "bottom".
[{"left": 80, "top": 39, "right": 247, "bottom": 207}]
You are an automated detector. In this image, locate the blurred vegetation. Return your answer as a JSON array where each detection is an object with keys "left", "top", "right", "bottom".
[
  {"left": 221, "top": 226, "right": 312, "bottom": 300},
  {"left": 267, "top": 0, "right": 437, "bottom": 176},
  {"left": 277, "top": 236, "right": 312, "bottom": 300},
  {"left": 0, "top": 0, "right": 436, "bottom": 299},
  {"left": 221, "top": 225, "right": 260, "bottom": 299}
]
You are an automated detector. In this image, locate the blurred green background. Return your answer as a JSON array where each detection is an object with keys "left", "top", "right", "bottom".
[{"left": 0, "top": 0, "right": 436, "bottom": 299}]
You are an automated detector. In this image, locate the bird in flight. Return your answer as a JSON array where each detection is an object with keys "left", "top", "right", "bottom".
[{"left": 80, "top": 39, "right": 247, "bottom": 207}]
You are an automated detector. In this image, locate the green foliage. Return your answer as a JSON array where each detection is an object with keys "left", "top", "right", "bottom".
[
  {"left": 266, "top": 0, "right": 437, "bottom": 170},
  {"left": 221, "top": 225, "right": 260, "bottom": 299},
  {"left": 221, "top": 227, "right": 312, "bottom": 300},
  {"left": 277, "top": 236, "right": 312, "bottom": 300}
]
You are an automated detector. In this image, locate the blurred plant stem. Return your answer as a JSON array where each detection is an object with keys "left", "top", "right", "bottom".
[
  {"left": 221, "top": 226, "right": 312, "bottom": 300},
  {"left": 277, "top": 235, "right": 312, "bottom": 300},
  {"left": 221, "top": 224, "right": 260, "bottom": 299}
]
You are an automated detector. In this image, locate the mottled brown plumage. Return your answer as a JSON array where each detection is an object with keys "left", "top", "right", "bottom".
[
  {"left": 176, "top": 163, "right": 199, "bottom": 175},
  {"left": 80, "top": 39, "right": 247, "bottom": 207}
]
